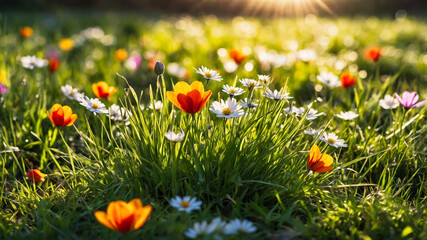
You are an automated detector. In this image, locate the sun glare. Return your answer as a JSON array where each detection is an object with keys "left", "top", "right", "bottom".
[
  {"left": 243, "top": 0, "right": 333, "bottom": 17},
  {"left": 244, "top": 0, "right": 332, "bottom": 17}
]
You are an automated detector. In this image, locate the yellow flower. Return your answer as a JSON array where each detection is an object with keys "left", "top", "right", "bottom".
[{"left": 59, "top": 38, "right": 74, "bottom": 51}]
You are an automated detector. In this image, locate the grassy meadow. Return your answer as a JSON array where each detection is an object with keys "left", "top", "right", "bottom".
[{"left": 0, "top": 12, "right": 427, "bottom": 239}]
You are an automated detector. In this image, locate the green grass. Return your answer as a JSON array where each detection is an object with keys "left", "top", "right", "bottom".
[{"left": 0, "top": 12, "right": 427, "bottom": 239}]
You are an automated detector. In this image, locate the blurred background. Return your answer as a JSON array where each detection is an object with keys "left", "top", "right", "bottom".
[{"left": 2, "top": 0, "right": 427, "bottom": 17}]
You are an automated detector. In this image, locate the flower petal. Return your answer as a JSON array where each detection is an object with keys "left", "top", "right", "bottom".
[
  {"left": 92, "top": 83, "right": 101, "bottom": 98},
  {"left": 187, "top": 89, "right": 202, "bottom": 113},
  {"left": 167, "top": 91, "right": 185, "bottom": 112},
  {"left": 313, "top": 166, "right": 334, "bottom": 173},
  {"left": 196, "top": 90, "right": 212, "bottom": 112},
  {"left": 395, "top": 93, "right": 404, "bottom": 105},
  {"left": 190, "top": 81, "right": 204, "bottom": 94},
  {"left": 94, "top": 211, "right": 116, "bottom": 231},
  {"left": 174, "top": 82, "right": 191, "bottom": 95},
  {"left": 132, "top": 206, "right": 152, "bottom": 230},
  {"left": 66, "top": 114, "right": 78, "bottom": 126},
  {"left": 308, "top": 145, "right": 321, "bottom": 168},
  {"left": 413, "top": 100, "right": 426, "bottom": 108},
  {"left": 177, "top": 93, "right": 193, "bottom": 113}
]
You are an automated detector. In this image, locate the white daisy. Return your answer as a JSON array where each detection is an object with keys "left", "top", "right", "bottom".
[
  {"left": 240, "top": 98, "right": 259, "bottom": 109},
  {"left": 306, "top": 108, "right": 324, "bottom": 120},
  {"left": 61, "top": 85, "right": 84, "bottom": 101},
  {"left": 108, "top": 104, "right": 131, "bottom": 124},
  {"left": 304, "top": 128, "right": 323, "bottom": 137},
  {"left": 336, "top": 111, "right": 359, "bottom": 120},
  {"left": 195, "top": 66, "right": 222, "bottom": 82},
  {"left": 170, "top": 196, "right": 202, "bottom": 213},
  {"left": 224, "top": 219, "right": 257, "bottom": 235},
  {"left": 264, "top": 88, "right": 292, "bottom": 101},
  {"left": 320, "top": 132, "right": 348, "bottom": 148},
  {"left": 240, "top": 78, "right": 263, "bottom": 89},
  {"left": 317, "top": 72, "right": 341, "bottom": 88},
  {"left": 258, "top": 74, "right": 271, "bottom": 84},
  {"left": 284, "top": 106, "right": 305, "bottom": 116},
  {"left": 185, "top": 218, "right": 225, "bottom": 239},
  {"left": 222, "top": 84, "right": 245, "bottom": 96},
  {"left": 21, "top": 55, "right": 48, "bottom": 69},
  {"left": 210, "top": 98, "right": 245, "bottom": 119},
  {"left": 379, "top": 94, "right": 399, "bottom": 109},
  {"left": 78, "top": 96, "right": 108, "bottom": 115},
  {"left": 149, "top": 100, "right": 163, "bottom": 110},
  {"left": 164, "top": 131, "right": 185, "bottom": 142}
]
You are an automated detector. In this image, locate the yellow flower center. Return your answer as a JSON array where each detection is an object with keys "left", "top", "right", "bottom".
[
  {"left": 249, "top": 82, "right": 255, "bottom": 87},
  {"left": 327, "top": 138, "right": 336, "bottom": 144},
  {"left": 222, "top": 107, "right": 231, "bottom": 115},
  {"left": 92, "top": 103, "right": 99, "bottom": 109},
  {"left": 181, "top": 201, "right": 189, "bottom": 208},
  {"left": 229, "top": 89, "right": 236, "bottom": 94},
  {"left": 204, "top": 72, "right": 212, "bottom": 78}
]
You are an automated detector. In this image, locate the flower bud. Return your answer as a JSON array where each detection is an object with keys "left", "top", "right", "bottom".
[{"left": 154, "top": 61, "right": 165, "bottom": 75}]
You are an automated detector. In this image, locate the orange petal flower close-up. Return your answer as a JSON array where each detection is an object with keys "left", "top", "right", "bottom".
[
  {"left": 307, "top": 145, "right": 334, "bottom": 173},
  {"left": 92, "top": 81, "right": 117, "bottom": 98},
  {"left": 47, "top": 104, "right": 77, "bottom": 127},
  {"left": 94, "top": 198, "right": 152, "bottom": 233},
  {"left": 27, "top": 169, "right": 47, "bottom": 183},
  {"left": 340, "top": 72, "right": 357, "bottom": 88},
  {"left": 167, "top": 81, "right": 212, "bottom": 114}
]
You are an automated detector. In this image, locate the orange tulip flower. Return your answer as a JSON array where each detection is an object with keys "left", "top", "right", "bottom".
[
  {"left": 307, "top": 145, "right": 334, "bottom": 173},
  {"left": 229, "top": 48, "right": 248, "bottom": 64},
  {"left": 47, "top": 104, "right": 77, "bottom": 127},
  {"left": 94, "top": 198, "right": 152, "bottom": 233},
  {"left": 340, "top": 72, "right": 357, "bottom": 88},
  {"left": 92, "top": 81, "right": 117, "bottom": 99},
  {"left": 20, "top": 26, "right": 33, "bottom": 39},
  {"left": 115, "top": 49, "right": 128, "bottom": 62},
  {"left": 59, "top": 38, "right": 74, "bottom": 51},
  {"left": 167, "top": 81, "right": 212, "bottom": 114},
  {"left": 364, "top": 47, "right": 381, "bottom": 62},
  {"left": 27, "top": 169, "right": 47, "bottom": 183}
]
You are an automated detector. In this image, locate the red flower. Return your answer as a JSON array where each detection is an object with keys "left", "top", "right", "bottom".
[
  {"left": 27, "top": 169, "right": 47, "bottom": 183},
  {"left": 47, "top": 104, "right": 77, "bottom": 127},
  {"left": 229, "top": 48, "right": 247, "bottom": 64},
  {"left": 167, "top": 81, "right": 212, "bottom": 114},
  {"left": 365, "top": 47, "right": 381, "bottom": 62},
  {"left": 340, "top": 72, "right": 357, "bottom": 88},
  {"left": 49, "top": 58, "right": 60, "bottom": 73},
  {"left": 92, "top": 81, "right": 117, "bottom": 99}
]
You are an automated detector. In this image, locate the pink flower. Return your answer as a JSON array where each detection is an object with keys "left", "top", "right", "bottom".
[
  {"left": 0, "top": 82, "right": 7, "bottom": 94},
  {"left": 395, "top": 91, "right": 426, "bottom": 109}
]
